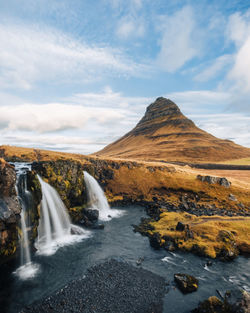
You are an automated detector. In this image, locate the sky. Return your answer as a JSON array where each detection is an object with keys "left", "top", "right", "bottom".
[{"left": 0, "top": 0, "right": 250, "bottom": 154}]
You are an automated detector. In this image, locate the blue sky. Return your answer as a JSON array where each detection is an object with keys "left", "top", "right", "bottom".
[{"left": 0, "top": 0, "right": 250, "bottom": 153}]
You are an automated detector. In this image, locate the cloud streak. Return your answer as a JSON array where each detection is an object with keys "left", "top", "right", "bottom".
[
  {"left": 0, "top": 102, "right": 125, "bottom": 133},
  {"left": 156, "top": 6, "right": 200, "bottom": 72},
  {"left": 0, "top": 22, "right": 146, "bottom": 90}
]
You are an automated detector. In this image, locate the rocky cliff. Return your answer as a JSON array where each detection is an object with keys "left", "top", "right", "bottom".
[
  {"left": 95, "top": 97, "right": 250, "bottom": 162},
  {"left": 0, "top": 159, "right": 41, "bottom": 261},
  {"left": 0, "top": 159, "right": 21, "bottom": 259}
]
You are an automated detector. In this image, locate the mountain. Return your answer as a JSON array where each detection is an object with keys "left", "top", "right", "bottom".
[{"left": 95, "top": 97, "right": 250, "bottom": 163}]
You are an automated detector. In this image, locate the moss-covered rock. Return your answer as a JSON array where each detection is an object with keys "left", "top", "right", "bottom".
[
  {"left": 192, "top": 290, "right": 250, "bottom": 313},
  {"left": 174, "top": 273, "right": 199, "bottom": 293},
  {"left": 192, "top": 296, "right": 224, "bottom": 313},
  {"left": 32, "top": 160, "right": 86, "bottom": 210},
  {"left": 0, "top": 160, "right": 20, "bottom": 261}
]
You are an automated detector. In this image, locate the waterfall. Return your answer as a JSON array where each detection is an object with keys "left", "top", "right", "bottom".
[
  {"left": 83, "top": 171, "right": 124, "bottom": 221},
  {"left": 36, "top": 175, "right": 90, "bottom": 256},
  {"left": 14, "top": 163, "right": 39, "bottom": 280}
]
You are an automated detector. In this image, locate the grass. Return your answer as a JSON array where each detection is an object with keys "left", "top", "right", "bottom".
[
  {"left": 219, "top": 158, "right": 250, "bottom": 165},
  {"left": 1, "top": 145, "right": 250, "bottom": 210},
  {"left": 151, "top": 211, "right": 250, "bottom": 258}
]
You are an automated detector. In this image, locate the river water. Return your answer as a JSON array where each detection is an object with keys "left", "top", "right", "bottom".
[{"left": 0, "top": 205, "right": 249, "bottom": 313}]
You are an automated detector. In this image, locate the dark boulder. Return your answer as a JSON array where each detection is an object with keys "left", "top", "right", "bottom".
[
  {"left": 224, "top": 289, "right": 250, "bottom": 313},
  {"left": 174, "top": 273, "right": 199, "bottom": 293},
  {"left": 197, "top": 175, "right": 231, "bottom": 188},
  {"left": 192, "top": 290, "right": 250, "bottom": 313},
  {"left": 192, "top": 296, "right": 224, "bottom": 313},
  {"left": 149, "top": 232, "right": 162, "bottom": 249},
  {"left": 176, "top": 221, "right": 185, "bottom": 231},
  {"left": 83, "top": 209, "right": 99, "bottom": 223}
]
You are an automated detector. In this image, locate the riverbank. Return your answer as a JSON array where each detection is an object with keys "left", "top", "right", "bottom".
[{"left": 136, "top": 211, "right": 250, "bottom": 259}]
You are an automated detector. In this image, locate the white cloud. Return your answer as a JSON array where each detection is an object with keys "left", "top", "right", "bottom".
[
  {"left": 0, "top": 22, "right": 145, "bottom": 90},
  {"left": 165, "top": 90, "right": 231, "bottom": 114},
  {"left": 156, "top": 6, "right": 200, "bottom": 72},
  {"left": 223, "top": 10, "right": 250, "bottom": 110},
  {"left": 194, "top": 54, "right": 232, "bottom": 82},
  {"left": 116, "top": 16, "right": 145, "bottom": 39},
  {"left": 109, "top": 0, "right": 142, "bottom": 11},
  {"left": 228, "top": 37, "right": 250, "bottom": 93},
  {"left": 0, "top": 102, "right": 125, "bottom": 133},
  {"left": 65, "top": 86, "right": 151, "bottom": 110},
  {"left": 189, "top": 113, "right": 250, "bottom": 147}
]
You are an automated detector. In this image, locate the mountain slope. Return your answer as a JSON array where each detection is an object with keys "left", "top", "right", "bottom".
[{"left": 95, "top": 97, "right": 250, "bottom": 163}]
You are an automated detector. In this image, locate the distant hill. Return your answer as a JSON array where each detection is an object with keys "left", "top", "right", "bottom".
[{"left": 95, "top": 97, "right": 250, "bottom": 163}]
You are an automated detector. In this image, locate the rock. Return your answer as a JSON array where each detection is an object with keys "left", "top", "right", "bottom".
[
  {"left": 219, "top": 177, "right": 231, "bottom": 188},
  {"left": 192, "top": 290, "right": 250, "bottom": 313},
  {"left": 229, "top": 194, "right": 237, "bottom": 201},
  {"left": 185, "top": 224, "right": 194, "bottom": 239},
  {"left": 224, "top": 289, "right": 250, "bottom": 313},
  {"left": 163, "top": 238, "right": 176, "bottom": 252},
  {"left": 0, "top": 159, "right": 20, "bottom": 259},
  {"left": 217, "top": 230, "right": 239, "bottom": 260},
  {"left": 83, "top": 209, "right": 99, "bottom": 223},
  {"left": 149, "top": 232, "right": 162, "bottom": 249},
  {"left": 32, "top": 160, "right": 86, "bottom": 210},
  {"left": 136, "top": 257, "right": 144, "bottom": 266},
  {"left": 197, "top": 175, "right": 231, "bottom": 188},
  {"left": 176, "top": 221, "right": 185, "bottom": 231},
  {"left": 192, "top": 296, "right": 224, "bottom": 313},
  {"left": 174, "top": 273, "right": 199, "bottom": 293}
]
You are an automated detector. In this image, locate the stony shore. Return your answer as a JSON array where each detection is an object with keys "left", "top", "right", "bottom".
[{"left": 21, "top": 259, "right": 166, "bottom": 313}]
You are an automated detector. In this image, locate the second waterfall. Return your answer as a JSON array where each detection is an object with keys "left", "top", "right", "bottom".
[{"left": 83, "top": 171, "right": 124, "bottom": 221}]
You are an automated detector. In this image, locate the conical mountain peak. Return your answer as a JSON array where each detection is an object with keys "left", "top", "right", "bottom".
[
  {"left": 95, "top": 97, "right": 250, "bottom": 163},
  {"left": 132, "top": 97, "right": 194, "bottom": 136},
  {"left": 143, "top": 97, "right": 181, "bottom": 121}
]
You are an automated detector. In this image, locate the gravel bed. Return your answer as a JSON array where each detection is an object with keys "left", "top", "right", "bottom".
[{"left": 21, "top": 259, "right": 166, "bottom": 313}]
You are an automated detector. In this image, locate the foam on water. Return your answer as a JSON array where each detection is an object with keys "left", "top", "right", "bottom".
[{"left": 14, "top": 262, "right": 40, "bottom": 280}]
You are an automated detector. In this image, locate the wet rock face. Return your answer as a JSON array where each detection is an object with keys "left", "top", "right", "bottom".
[
  {"left": 197, "top": 175, "right": 231, "bottom": 188},
  {"left": 32, "top": 160, "right": 86, "bottom": 209},
  {"left": 0, "top": 160, "right": 42, "bottom": 261},
  {"left": 174, "top": 273, "right": 199, "bottom": 293},
  {"left": 0, "top": 160, "right": 20, "bottom": 259}
]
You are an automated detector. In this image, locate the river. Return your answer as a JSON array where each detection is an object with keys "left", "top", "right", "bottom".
[{"left": 0, "top": 205, "right": 249, "bottom": 313}]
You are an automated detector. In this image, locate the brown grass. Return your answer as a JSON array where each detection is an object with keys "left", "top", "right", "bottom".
[
  {"left": 1, "top": 145, "right": 250, "bottom": 210},
  {"left": 151, "top": 212, "right": 250, "bottom": 258}
]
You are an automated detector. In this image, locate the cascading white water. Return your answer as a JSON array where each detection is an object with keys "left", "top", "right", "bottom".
[
  {"left": 83, "top": 171, "right": 124, "bottom": 221},
  {"left": 36, "top": 175, "right": 90, "bottom": 256},
  {"left": 14, "top": 163, "right": 39, "bottom": 280}
]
